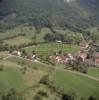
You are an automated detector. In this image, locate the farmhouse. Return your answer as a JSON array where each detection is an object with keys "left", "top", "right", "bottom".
[
  {"left": 26, "top": 54, "right": 36, "bottom": 60},
  {"left": 75, "top": 50, "right": 88, "bottom": 61},
  {"left": 80, "top": 41, "right": 89, "bottom": 49},
  {"left": 56, "top": 40, "right": 62, "bottom": 43},
  {"left": 12, "top": 51, "right": 21, "bottom": 56},
  {"left": 50, "top": 53, "right": 74, "bottom": 63},
  {"left": 94, "top": 52, "right": 99, "bottom": 65}
]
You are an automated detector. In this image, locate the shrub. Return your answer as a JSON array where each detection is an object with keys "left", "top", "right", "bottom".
[
  {"left": 40, "top": 75, "right": 49, "bottom": 85},
  {"left": 37, "top": 90, "right": 48, "bottom": 97},
  {"left": 33, "top": 95, "right": 42, "bottom": 100},
  {"left": 0, "top": 65, "right": 4, "bottom": 71},
  {"left": 88, "top": 96, "right": 97, "bottom": 100}
]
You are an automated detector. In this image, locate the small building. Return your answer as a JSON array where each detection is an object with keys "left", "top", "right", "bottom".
[
  {"left": 50, "top": 53, "right": 73, "bottom": 64},
  {"left": 26, "top": 54, "right": 36, "bottom": 60},
  {"left": 94, "top": 52, "right": 99, "bottom": 65},
  {"left": 12, "top": 51, "right": 21, "bottom": 56},
  {"left": 56, "top": 40, "right": 62, "bottom": 43},
  {"left": 75, "top": 50, "right": 88, "bottom": 62},
  {"left": 80, "top": 41, "right": 89, "bottom": 49},
  {"left": 95, "top": 59, "right": 99, "bottom": 64}
]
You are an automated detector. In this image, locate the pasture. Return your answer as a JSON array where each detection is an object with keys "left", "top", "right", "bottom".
[
  {"left": 0, "top": 56, "right": 50, "bottom": 97},
  {"left": 50, "top": 69, "right": 99, "bottom": 100},
  {"left": 88, "top": 68, "right": 99, "bottom": 79},
  {"left": 3, "top": 36, "right": 32, "bottom": 46},
  {"left": 24, "top": 43, "right": 80, "bottom": 56}
]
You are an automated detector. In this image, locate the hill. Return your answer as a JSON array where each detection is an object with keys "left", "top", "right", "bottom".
[{"left": 0, "top": 0, "right": 99, "bottom": 30}]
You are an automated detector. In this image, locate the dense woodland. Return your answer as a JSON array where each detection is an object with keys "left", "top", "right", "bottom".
[{"left": 0, "top": 0, "right": 99, "bottom": 31}]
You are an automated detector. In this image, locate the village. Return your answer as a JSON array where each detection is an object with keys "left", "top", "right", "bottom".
[{"left": 9, "top": 41, "right": 99, "bottom": 67}]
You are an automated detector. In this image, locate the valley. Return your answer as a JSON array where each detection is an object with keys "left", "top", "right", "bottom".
[{"left": 0, "top": 0, "right": 99, "bottom": 100}]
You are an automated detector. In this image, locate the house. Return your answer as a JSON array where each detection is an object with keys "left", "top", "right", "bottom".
[
  {"left": 56, "top": 40, "right": 62, "bottom": 43},
  {"left": 92, "top": 43, "right": 99, "bottom": 52},
  {"left": 75, "top": 50, "right": 87, "bottom": 61},
  {"left": 26, "top": 54, "right": 33, "bottom": 59},
  {"left": 12, "top": 51, "right": 21, "bottom": 56},
  {"left": 80, "top": 41, "right": 89, "bottom": 49},
  {"left": 26, "top": 54, "right": 36, "bottom": 60},
  {"left": 50, "top": 53, "right": 73, "bottom": 64},
  {"left": 94, "top": 52, "right": 99, "bottom": 65},
  {"left": 95, "top": 59, "right": 99, "bottom": 65}
]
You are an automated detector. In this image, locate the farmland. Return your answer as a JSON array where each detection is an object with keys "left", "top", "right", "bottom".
[
  {"left": 24, "top": 43, "right": 80, "bottom": 56},
  {"left": 0, "top": 55, "right": 98, "bottom": 100},
  {"left": 3, "top": 36, "right": 32, "bottom": 46},
  {"left": 50, "top": 69, "right": 99, "bottom": 100},
  {"left": 88, "top": 68, "right": 99, "bottom": 79}
]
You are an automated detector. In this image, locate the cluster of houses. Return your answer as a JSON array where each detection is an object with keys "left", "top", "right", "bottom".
[
  {"left": 50, "top": 41, "right": 99, "bottom": 66},
  {"left": 9, "top": 40, "right": 99, "bottom": 66},
  {"left": 50, "top": 50, "right": 88, "bottom": 64},
  {"left": 11, "top": 50, "right": 37, "bottom": 60}
]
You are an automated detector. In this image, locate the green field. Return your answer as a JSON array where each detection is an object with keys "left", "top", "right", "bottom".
[
  {"left": 50, "top": 69, "right": 99, "bottom": 100},
  {"left": 0, "top": 55, "right": 99, "bottom": 100},
  {"left": 88, "top": 68, "right": 99, "bottom": 79},
  {"left": 24, "top": 43, "right": 80, "bottom": 56},
  {"left": 3, "top": 36, "right": 32, "bottom": 46},
  {"left": 0, "top": 25, "right": 51, "bottom": 43},
  {"left": 0, "top": 56, "right": 51, "bottom": 97},
  {"left": 0, "top": 67, "right": 26, "bottom": 94}
]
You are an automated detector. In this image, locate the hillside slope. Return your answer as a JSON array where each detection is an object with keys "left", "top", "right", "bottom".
[{"left": 0, "top": 0, "right": 99, "bottom": 29}]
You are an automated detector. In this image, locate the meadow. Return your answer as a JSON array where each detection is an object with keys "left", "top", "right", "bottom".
[
  {"left": 3, "top": 36, "right": 32, "bottom": 46},
  {"left": 24, "top": 43, "right": 80, "bottom": 56},
  {"left": 50, "top": 69, "right": 99, "bottom": 100},
  {"left": 88, "top": 68, "right": 99, "bottom": 79},
  {"left": 0, "top": 55, "right": 99, "bottom": 100}
]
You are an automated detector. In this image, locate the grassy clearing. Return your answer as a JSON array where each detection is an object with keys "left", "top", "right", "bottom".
[
  {"left": 0, "top": 51, "right": 9, "bottom": 60},
  {"left": 3, "top": 36, "right": 32, "bottom": 46},
  {"left": 0, "top": 25, "right": 51, "bottom": 43},
  {"left": 0, "top": 67, "right": 26, "bottom": 95},
  {"left": 0, "top": 58, "right": 50, "bottom": 96},
  {"left": 24, "top": 43, "right": 80, "bottom": 56},
  {"left": 50, "top": 69, "right": 99, "bottom": 100},
  {"left": 88, "top": 68, "right": 99, "bottom": 79},
  {"left": 36, "top": 28, "right": 51, "bottom": 42},
  {"left": 6, "top": 56, "right": 51, "bottom": 72}
]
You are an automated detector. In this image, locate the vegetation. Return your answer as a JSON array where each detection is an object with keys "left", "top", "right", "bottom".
[
  {"left": 50, "top": 69, "right": 99, "bottom": 100},
  {"left": 24, "top": 43, "right": 80, "bottom": 56},
  {"left": 0, "top": 0, "right": 99, "bottom": 100}
]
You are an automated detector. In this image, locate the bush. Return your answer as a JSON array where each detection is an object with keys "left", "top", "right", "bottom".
[
  {"left": 37, "top": 90, "right": 48, "bottom": 97},
  {"left": 88, "top": 96, "right": 97, "bottom": 100},
  {"left": 61, "top": 94, "right": 74, "bottom": 100},
  {"left": 33, "top": 95, "right": 42, "bottom": 100},
  {"left": 0, "top": 65, "right": 4, "bottom": 71},
  {"left": 40, "top": 75, "right": 49, "bottom": 85}
]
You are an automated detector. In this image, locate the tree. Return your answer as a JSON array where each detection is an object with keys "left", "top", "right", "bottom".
[
  {"left": 40, "top": 75, "right": 49, "bottom": 85},
  {"left": 32, "top": 50, "right": 36, "bottom": 55},
  {"left": 61, "top": 94, "right": 74, "bottom": 100},
  {"left": 88, "top": 96, "right": 97, "bottom": 100},
  {"left": 33, "top": 95, "right": 42, "bottom": 100},
  {"left": 2, "top": 88, "right": 24, "bottom": 100},
  {"left": 21, "top": 49, "right": 27, "bottom": 57},
  {"left": 67, "top": 60, "right": 88, "bottom": 73}
]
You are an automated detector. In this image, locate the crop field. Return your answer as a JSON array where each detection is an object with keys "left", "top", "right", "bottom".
[{"left": 24, "top": 43, "right": 80, "bottom": 56}]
